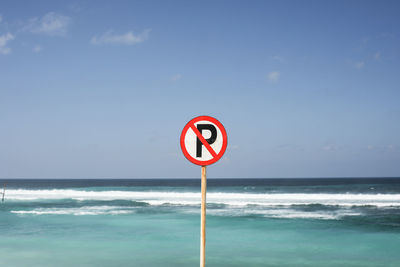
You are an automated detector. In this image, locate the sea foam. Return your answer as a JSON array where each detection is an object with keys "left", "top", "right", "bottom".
[{"left": 6, "top": 189, "right": 400, "bottom": 207}]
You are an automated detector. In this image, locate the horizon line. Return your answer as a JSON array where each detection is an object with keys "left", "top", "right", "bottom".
[{"left": 1, "top": 177, "right": 400, "bottom": 180}]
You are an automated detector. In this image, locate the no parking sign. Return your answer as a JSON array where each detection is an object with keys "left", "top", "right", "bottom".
[
  {"left": 180, "top": 115, "right": 228, "bottom": 267},
  {"left": 180, "top": 116, "right": 227, "bottom": 166}
]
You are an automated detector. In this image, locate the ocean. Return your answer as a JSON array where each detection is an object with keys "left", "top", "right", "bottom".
[{"left": 1, "top": 178, "right": 400, "bottom": 266}]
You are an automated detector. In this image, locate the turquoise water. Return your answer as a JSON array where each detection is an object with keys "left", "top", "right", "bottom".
[{"left": 1, "top": 179, "right": 400, "bottom": 266}]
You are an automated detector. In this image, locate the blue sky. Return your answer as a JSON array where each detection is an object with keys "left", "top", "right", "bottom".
[{"left": 1, "top": 0, "right": 399, "bottom": 178}]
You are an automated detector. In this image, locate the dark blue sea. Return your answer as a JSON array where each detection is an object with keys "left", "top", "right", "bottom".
[{"left": 1, "top": 178, "right": 400, "bottom": 266}]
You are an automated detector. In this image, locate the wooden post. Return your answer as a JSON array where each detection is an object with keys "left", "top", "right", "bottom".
[{"left": 200, "top": 166, "right": 207, "bottom": 267}]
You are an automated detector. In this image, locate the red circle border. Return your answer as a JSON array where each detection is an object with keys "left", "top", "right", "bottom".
[{"left": 180, "top": 115, "right": 228, "bottom": 166}]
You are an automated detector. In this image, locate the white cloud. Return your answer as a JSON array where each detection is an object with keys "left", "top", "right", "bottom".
[
  {"left": 170, "top": 74, "right": 182, "bottom": 82},
  {"left": 275, "top": 144, "right": 305, "bottom": 152},
  {"left": 361, "top": 37, "right": 370, "bottom": 44},
  {"left": 230, "top": 145, "right": 239, "bottom": 150},
  {"left": 374, "top": 51, "right": 381, "bottom": 61},
  {"left": 367, "top": 144, "right": 397, "bottom": 152},
  {"left": 33, "top": 44, "right": 42, "bottom": 53},
  {"left": 0, "top": 33, "right": 15, "bottom": 55},
  {"left": 220, "top": 156, "right": 230, "bottom": 164},
  {"left": 272, "top": 55, "right": 284, "bottom": 62},
  {"left": 68, "top": 3, "right": 82, "bottom": 13},
  {"left": 25, "top": 12, "right": 71, "bottom": 36},
  {"left": 387, "top": 144, "right": 396, "bottom": 150},
  {"left": 322, "top": 145, "right": 337, "bottom": 151},
  {"left": 267, "top": 71, "right": 280, "bottom": 83},
  {"left": 91, "top": 29, "right": 151, "bottom": 45},
  {"left": 354, "top": 61, "right": 365, "bottom": 69},
  {"left": 347, "top": 60, "right": 366, "bottom": 70}
]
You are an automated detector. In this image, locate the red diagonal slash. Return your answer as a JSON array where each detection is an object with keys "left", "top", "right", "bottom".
[{"left": 189, "top": 123, "right": 218, "bottom": 158}]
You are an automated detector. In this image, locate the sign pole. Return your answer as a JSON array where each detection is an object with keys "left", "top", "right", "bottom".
[
  {"left": 180, "top": 115, "right": 227, "bottom": 267},
  {"left": 200, "top": 165, "right": 207, "bottom": 267}
]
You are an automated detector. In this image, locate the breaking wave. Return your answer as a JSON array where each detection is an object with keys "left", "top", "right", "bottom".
[
  {"left": 11, "top": 206, "right": 135, "bottom": 216},
  {"left": 5, "top": 189, "right": 400, "bottom": 207}
]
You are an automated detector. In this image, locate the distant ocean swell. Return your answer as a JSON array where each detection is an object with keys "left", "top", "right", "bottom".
[{"left": 5, "top": 189, "right": 400, "bottom": 220}]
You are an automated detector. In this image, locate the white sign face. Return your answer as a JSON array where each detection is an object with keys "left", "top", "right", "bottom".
[{"left": 180, "top": 116, "right": 227, "bottom": 166}]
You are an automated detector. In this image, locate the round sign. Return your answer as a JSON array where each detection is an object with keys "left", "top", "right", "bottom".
[{"left": 180, "top": 116, "right": 228, "bottom": 166}]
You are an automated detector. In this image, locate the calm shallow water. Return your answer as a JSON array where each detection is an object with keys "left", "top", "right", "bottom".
[{"left": 1, "top": 178, "right": 400, "bottom": 266}]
